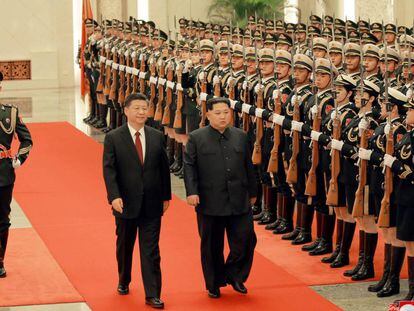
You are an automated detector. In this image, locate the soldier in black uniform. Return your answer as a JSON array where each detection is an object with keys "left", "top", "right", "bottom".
[{"left": 0, "top": 72, "right": 33, "bottom": 277}]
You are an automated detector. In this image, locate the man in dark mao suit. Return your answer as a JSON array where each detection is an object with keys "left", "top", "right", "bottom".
[{"left": 184, "top": 97, "right": 257, "bottom": 298}]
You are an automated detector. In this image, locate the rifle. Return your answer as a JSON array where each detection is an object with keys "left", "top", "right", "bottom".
[
  {"left": 103, "top": 22, "right": 113, "bottom": 96},
  {"left": 199, "top": 24, "right": 208, "bottom": 128},
  {"left": 242, "top": 36, "right": 250, "bottom": 133},
  {"left": 173, "top": 62, "right": 184, "bottom": 129},
  {"left": 117, "top": 23, "right": 127, "bottom": 106},
  {"left": 267, "top": 26, "right": 281, "bottom": 174},
  {"left": 326, "top": 62, "right": 340, "bottom": 206},
  {"left": 305, "top": 38, "right": 320, "bottom": 196},
  {"left": 286, "top": 39, "right": 300, "bottom": 184},
  {"left": 353, "top": 38, "right": 368, "bottom": 217},
  {"left": 154, "top": 58, "right": 165, "bottom": 121},
  {"left": 109, "top": 36, "right": 119, "bottom": 101},
  {"left": 252, "top": 35, "right": 263, "bottom": 165},
  {"left": 139, "top": 25, "right": 148, "bottom": 94},
  {"left": 132, "top": 22, "right": 141, "bottom": 93},
  {"left": 161, "top": 26, "right": 174, "bottom": 126},
  {"left": 227, "top": 19, "right": 235, "bottom": 126},
  {"left": 378, "top": 22, "right": 392, "bottom": 228},
  {"left": 96, "top": 17, "right": 106, "bottom": 103}
]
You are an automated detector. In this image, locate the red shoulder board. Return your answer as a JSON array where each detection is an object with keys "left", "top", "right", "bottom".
[
  {"left": 397, "top": 134, "right": 404, "bottom": 143},
  {"left": 325, "top": 104, "right": 333, "bottom": 115},
  {"left": 345, "top": 118, "right": 352, "bottom": 126}
]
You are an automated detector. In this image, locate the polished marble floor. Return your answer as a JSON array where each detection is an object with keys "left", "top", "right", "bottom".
[{"left": 0, "top": 87, "right": 408, "bottom": 311}]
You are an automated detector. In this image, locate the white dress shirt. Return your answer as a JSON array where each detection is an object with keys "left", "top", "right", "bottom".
[{"left": 127, "top": 123, "right": 146, "bottom": 161}]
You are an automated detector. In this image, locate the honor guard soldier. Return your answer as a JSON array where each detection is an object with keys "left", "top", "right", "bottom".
[
  {"left": 379, "top": 47, "right": 400, "bottom": 88},
  {"left": 312, "top": 37, "right": 328, "bottom": 59},
  {"left": 344, "top": 42, "right": 362, "bottom": 83},
  {"left": 363, "top": 44, "right": 381, "bottom": 83},
  {"left": 371, "top": 22, "right": 384, "bottom": 47},
  {"left": 384, "top": 23, "right": 398, "bottom": 49},
  {"left": 0, "top": 71, "right": 33, "bottom": 278},
  {"left": 328, "top": 41, "right": 345, "bottom": 74},
  {"left": 295, "top": 23, "right": 310, "bottom": 55}
]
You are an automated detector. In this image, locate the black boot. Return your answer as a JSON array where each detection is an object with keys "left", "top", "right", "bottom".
[
  {"left": 309, "top": 214, "right": 335, "bottom": 256},
  {"left": 394, "top": 256, "right": 414, "bottom": 303},
  {"left": 302, "top": 211, "right": 323, "bottom": 251},
  {"left": 352, "top": 233, "right": 378, "bottom": 281},
  {"left": 292, "top": 204, "right": 314, "bottom": 245},
  {"left": 97, "top": 104, "right": 110, "bottom": 129},
  {"left": 83, "top": 100, "right": 96, "bottom": 123},
  {"left": 116, "top": 109, "right": 124, "bottom": 128},
  {"left": 91, "top": 104, "right": 103, "bottom": 127},
  {"left": 282, "top": 200, "right": 302, "bottom": 240},
  {"left": 258, "top": 186, "right": 276, "bottom": 225},
  {"left": 174, "top": 145, "right": 184, "bottom": 176},
  {"left": 344, "top": 230, "right": 365, "bottom": 276},
  {"left": 166, "top": 137, "right": 175, "bottom": 167},
  {"left": 170, "top": 141, "right": 179, "bottom": 172},
  {"left": 0, "top": 230, "right": 9, "bottom": 278},
  {"left": 368, "top": 243, "right": 391, "bottom": 292},
  {"left": 377, "top": 246, "right": 406, "bottom": 297},
  {"left": 261, "top": 187, "right": 277, "bottom": 226},
  {"left": 274, "top": 195, "right": 294, "bottom": 234},
  {"left": 265, "top": 188, "right": 280, "bottom": 230},
  {"left": 330, "top": 221, "right": 356, "bottom": 268},
  {"left": 88, "top": 103, "right": 100, "bottom": 125},
  {"left": 254, "top": 185, "right": 267, "bottom": 221},
  {"left": 322, "top": 219, "right": 343, "bottom": 263}
]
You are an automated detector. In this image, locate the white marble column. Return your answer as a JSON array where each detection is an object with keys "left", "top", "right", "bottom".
[
  {"left": 98, "top": 0, "right": 123, "bottom": 20},
  {"left": 355, "top": 0, "right": 394, "bottom": 23}
]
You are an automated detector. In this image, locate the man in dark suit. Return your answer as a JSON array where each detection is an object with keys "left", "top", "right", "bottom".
[
  {"left": 183, "top": 97, "right": 258, "bottom": 298},
  {"left": 103, "top": 93, "right": 171, "bottom": 309}
]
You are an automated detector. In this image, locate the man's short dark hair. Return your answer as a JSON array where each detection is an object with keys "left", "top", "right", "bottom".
[
  {"left": 0, "top": 71, "right": 3, "bottom": 82},
  {"left": 124, "top": 93, "right": 149, "bottom": 108},
  {"left": 206, "top": 97, "right": 230, "bottom": 111}
]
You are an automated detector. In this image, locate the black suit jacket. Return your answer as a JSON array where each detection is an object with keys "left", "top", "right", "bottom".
[
  {"left": 103, "top": 124, "right": 171, "bottom": 219},
  {"left": 184, "top": 125, "right": 257, "bottom": 216}
]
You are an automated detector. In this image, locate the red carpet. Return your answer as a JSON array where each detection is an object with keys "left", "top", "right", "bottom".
[
  {"left": 12, "top": 122, "right": 343, "bottom": 310},
  {"left": 0, "top": 228, "right": 82, "bottom": 306}
]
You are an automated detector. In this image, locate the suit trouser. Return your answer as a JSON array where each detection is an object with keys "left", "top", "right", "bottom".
[
  {"left": 115, "top": 215, "right": 162, "bottom": 298},
  {"left": 0, "top": 184, "right": 13, "bottom": 233},
  {"left": 196, "top": 211, "right": 257, "bottom": 291}
]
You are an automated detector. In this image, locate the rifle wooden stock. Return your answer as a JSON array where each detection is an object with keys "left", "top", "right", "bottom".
[
  {"left": 305, "top": 113, "right": 321, "bottom": 196},
  {"left": 125, "top": 56, "right": 132, "bottom": 99},
  {"left": 173, "top": 67, "right": 183, "bottom": 129},
  {"left": 378, "top": 127, "right": 394, "bottom": 228},
  {"left": 267, "top": 95, "right": 282, "bottom": 173},
  {"left": 252, "top": 88, "right": 264, "bottom": 165},
  {"left": 161, "top": 64, "right": 174, "bottom": 126},
  {"left": 139, "top": 54, "right": 146, "bottom": 94},
  {"left": 109, "top": 52, "right": 118, "bottom": 100},
  {"left": 132, "top": 57, "right": 139, "bottom": 93},
  {"left": 103, "top": 50, "right": 112, "bottom": 96},
  {"left": 242, "top": 87, "right": 250, "bottom": 132},
  {"left": 148, "top": 61, "right": 156, "bottom": 118},
  {"left": 199, "top": 79, "right": 208, "bottom": 128},
  {"left": 286, "top": 97, "right": 300, "bottom": 184},
  {"left": 326, "top": 117, "right": 342, "bottom": 206},
  {"left": 352, "top": 127, "right": 369, "bottom": 218},
  {"left": 154, "top": 63, "right": 165, "bottom": 121},
  {"left": 117, "top": 54, "right": 126, "bottom": 106}
]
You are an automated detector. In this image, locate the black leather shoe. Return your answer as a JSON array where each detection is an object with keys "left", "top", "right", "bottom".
[
  {"left": 330, "top": 252, "right": 350, "bottom": 268},
  {"left": 257, "top": 212, "right": 275, "bottom": 225},
  {"left": 252, "top": 205, "right": 262, "bottom": 216},
  {"left": 321, "top": 244, "right": 341, "bottom": 264},
  {"left": 281, "top": 227, "right": 301, "bottom": 240},
  {"left": 253, "top": 211, "right": 264, "bottom": 221},
  {"left": 292, "top": 230, "right": 312, "bottom": 245},
  {"left": 309, "top": 239, "right": 333, "bottom": 256},
  {"left": 228, "top": 281, "right": 247, "bottom": 294},
  {"left": 208, "top": 288, "right": 221, "bottom": 298},
  {"left": 302, "top": 238, "right": 321, "bottom": 252},
  {"left": 117, "top": 284, "right": 129, "bottom": 295},
  {"left": 273, "top": 219, "right": 293, "bottom": 234},
  {"left": 145, "top": 297, "right": 164, "bottom": 309},
  {"left": 343, "top": 252, "right": 364, "bottom": 277},
  {"left": 265, "top": 218, "right": 281, "bottom": 230},
  {"left": 0, "top": 267, "right": 6, "bottom": 278}
]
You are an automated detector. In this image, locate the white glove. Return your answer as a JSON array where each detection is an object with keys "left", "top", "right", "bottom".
[
  {"left": 149, "top": 76, "right": 158, "bottom": 85},
  {"left": 330, "top": 109, "right": 338, "bottom": 121},
  {"left": 199, "top": 92, "right": 208, "bottom": 101},
  {"left": 111, "top": 63, "right": 119, "bottom": 70},
  {"left": 242, "top": 80, "right": 248, "bottom": 90},
  {"left": 272, "top": 89, "right": 280, "bottom": 99},
  {"left": 199, "top": 71, "right": 206, "bottom": 81},
  {"left": 331, "top": 139, "right": 344, "bottom": 151},
  {"left": 311, "top": 130, "right": 322, "bottom": 141},
  {"left": 139, "top": 72, "right": 146, "bottom": 79},
  {"left": 111, "top": 47, "right": 116, "bottom": 53},
  {"left": 310, "top": 105, "right": 318, "bottom": 117},
  {"left": 176, "top": 83, "right": 183, "bottom": 91},
  {"left": 12, "top": 157, "right": 21, "bottom": 169},
  {"left": 255, "top": 108, "right": 265, "bottom": 118},
  {"left": 213, "top": 75, "right": 220, "bottom": 86},
  {"left": 158, "top": 78, "right": 166, "bottom": 86},
  {"left": 124, "top": 50, "right": 129, "bottom": 57},
  {"left": 384, "top": 123, "right": 391, "bottom": 135},
  {"left": 126, "top": 67, "right": 132, "bottom": 74},
  {"left": 254, "top": 83, "right": 264, "bottom": 94},
  {"left": 105, "top": 60, "right": 113, "bottom": 66},
  {"left": 119, "top": 65, "right": 125, "bottom": 72},
  {"left": 229, "top": 99, "right": 237, "bottom": 109},
  {"left": 131, "top": 51, "right": 136, "bottom": 58},
  {"left": 242, "top": 103, "right": 251, "bottom": 114},
  {"left": 358, "top": 148, "right": 373, "bottom": 161},
  {"left": 291, "top": 94, "right": 297, "bottom": 103},
  {"left": 358, "top": 118, "right": 369, "bottom": 133},
  {"left": 139, "top": 53, "right": 144, "bottom": 61},
  {"left": 132, "top": 68, "right": 139, "bottom": 76},
  {"left": 99, "top": 56, "right": 106, "bottom": 63},
  {"left": 272, "top": 114, "right": 285, "bottom": 126},
  {"left": 291, "top": 120, "right": 303, "bottom": 132},
  {"left": 166, "top": 81, "right": 175, "bottom": 89},
  {"left": 227, "top": 76, "right": 235, "bottom": 85},
  {"left": 384, "top": 154, "right": 396, "bottom": 168}
]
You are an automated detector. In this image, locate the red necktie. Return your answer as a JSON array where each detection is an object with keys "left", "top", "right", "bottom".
[{"left": 135, "top": 132, "right": 143, "bottom": 164}]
